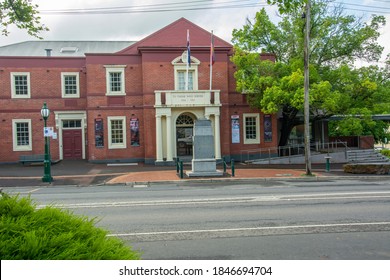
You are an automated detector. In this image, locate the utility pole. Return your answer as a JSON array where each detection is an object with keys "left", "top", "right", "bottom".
[{"left": 304, "top": 0, "right": 312, "bottom": 175}]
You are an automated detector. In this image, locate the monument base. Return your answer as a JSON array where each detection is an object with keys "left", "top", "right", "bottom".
[{"left": 186, "top": 158, "right": 224, "bottom": 177}]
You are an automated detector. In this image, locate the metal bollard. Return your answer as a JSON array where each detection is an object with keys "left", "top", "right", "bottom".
[
  {"left": 180, "top": 161, "right": 184, "bottom": 179},
  {"left": 223, "top": 157, "right": 227, "bottom": 173},
  {"left": 176, "top": 157, "right": 180, "bottom": 173},
  {"left": 325, "top": 156, "right": 331, "bottom": 172},
  {"left": 231, "top": 159, "right": 235, "bottom": 177}
]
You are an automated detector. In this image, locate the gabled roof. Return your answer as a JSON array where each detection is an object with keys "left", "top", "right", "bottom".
[
  {"left": 117, "top": 17, "right": 232, "bottom": 55},
  {"left": 0, "top": 41, "right": 135, "bottom": 57}
]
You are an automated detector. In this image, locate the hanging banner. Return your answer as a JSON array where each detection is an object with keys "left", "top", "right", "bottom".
[
  {"left": 130, "top": 118, "right": 140, "bottom": 146},
  {"left": 231, "top": 115, "right": 240, "bottom": 144},
  {"left": 95, "top": 118, "right": 104, "bottom": 147},
  {"left": 264, "top": 114, "right": 272, "bottom": 142}
]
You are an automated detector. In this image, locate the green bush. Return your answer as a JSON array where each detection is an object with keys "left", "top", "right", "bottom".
[
  {"left": 380, "top": 149, "right": 390, "bottom": 158},
  {"left": 0, "top": 193, "right": 140, "bottom": 260}
]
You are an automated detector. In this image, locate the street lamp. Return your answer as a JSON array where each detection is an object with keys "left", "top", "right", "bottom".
[{"left": 41, "top": 102, "right": 53, "bottom": 182}]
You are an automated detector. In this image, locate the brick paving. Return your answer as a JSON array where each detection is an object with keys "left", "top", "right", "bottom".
[{"left": 106, "top": 168, "right": 326, "bottom": 184}]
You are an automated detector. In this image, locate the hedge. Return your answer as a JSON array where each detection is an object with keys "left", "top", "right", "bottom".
[{"left": 0, "top": 192, "right": 140, "bottom": 260}]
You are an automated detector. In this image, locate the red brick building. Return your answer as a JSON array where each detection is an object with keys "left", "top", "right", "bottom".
[{"left": 0, "top": 18, "right": 277, "bottom": 164}]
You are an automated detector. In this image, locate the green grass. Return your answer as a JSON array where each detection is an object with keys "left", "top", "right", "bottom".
[{"left": 0, "top": 192, "right": 140, "bottom": 260}]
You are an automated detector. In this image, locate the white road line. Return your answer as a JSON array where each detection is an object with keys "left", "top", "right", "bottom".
[
  {"left": 36, "top": 191, "right": 390, "bottom": 209},
  {"left": 107, "top": 221, "right": 390, "bottom": 237}
]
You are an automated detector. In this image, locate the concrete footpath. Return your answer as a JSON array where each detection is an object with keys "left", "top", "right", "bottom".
[{"left": 0, "top": 160, "right": 388, "bottom": 187}]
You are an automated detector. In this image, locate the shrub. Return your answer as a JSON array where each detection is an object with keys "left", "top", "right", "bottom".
[
  {"left": 380, "top": 149, "right": 390, "bottom": 158},
  {"left": 0, "top": 192, "right": 140, "bottom": 260}
]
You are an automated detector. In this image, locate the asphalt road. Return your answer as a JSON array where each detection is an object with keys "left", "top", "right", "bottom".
[{"left": 3, "top": 178, "right": 390, "bottom": 260}]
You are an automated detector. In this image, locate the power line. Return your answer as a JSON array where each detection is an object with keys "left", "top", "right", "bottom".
[{"left": 40, "top": 0, "right": 267, "bottom": 15}]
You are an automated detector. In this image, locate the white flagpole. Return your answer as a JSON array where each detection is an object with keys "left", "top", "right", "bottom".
[
  {"left": 209, "top": 30, "right": 214, "bottom": 92},
  {"left": 186, "top": 29, "right": 190, "bottom": 91}
]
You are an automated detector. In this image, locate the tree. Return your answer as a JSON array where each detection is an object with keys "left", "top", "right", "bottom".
[
  {"left": 231, "top": 0, "right": 386, "bottom": 147},
  {"left": 328, "top": 61, "right": 390, "bottom": 142},
  {"left": 0, "top": 0, "right": 48, "bottom": 38}
]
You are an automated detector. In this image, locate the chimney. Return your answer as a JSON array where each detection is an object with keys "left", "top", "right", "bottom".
[{"left": 45, "top": 49, "right": 52, "bottom": 57}]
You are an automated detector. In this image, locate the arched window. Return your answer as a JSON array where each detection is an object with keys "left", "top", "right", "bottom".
[{"left": 176, "top": 114, "right": 194, "bottom": 126}]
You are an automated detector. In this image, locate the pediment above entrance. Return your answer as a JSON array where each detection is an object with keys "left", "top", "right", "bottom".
[{"left": 172, "top": 54, "right": 200, "bottom": 65}]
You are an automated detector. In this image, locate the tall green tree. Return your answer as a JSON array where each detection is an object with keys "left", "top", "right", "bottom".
[
  {"left": 231, "top": 0, "right": 387, "bottom": 146},
  {"left": 0, "top": 0, "right": 48, "bottom": 38}
]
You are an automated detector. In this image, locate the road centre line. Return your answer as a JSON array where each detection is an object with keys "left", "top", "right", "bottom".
[
  {"left": 108, "top": 221, "right": 390, "bottom": 238},
  {"left": 36, "top": 191, "right": 390, "bottom": 209}
]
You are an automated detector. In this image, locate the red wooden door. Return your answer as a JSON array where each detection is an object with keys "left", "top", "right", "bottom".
[{"left": 63, "top": 130, "right": 82, "bottom": 159}]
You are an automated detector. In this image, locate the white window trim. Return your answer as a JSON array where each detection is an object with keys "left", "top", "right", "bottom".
[
  {"left": 11, "top": 72, "right": 31, "bottom": 99},
  {"left": 61, "top": 72, "right": 80, "bottom": 98},
  {"left": 105, "top": 65, "right": 126, "bottom": 96},
  {"left": 172, "top": 56, "right": 200, "bottom": 91},
  {"left": 243, "top": 113, "right": 260, "bottom": 144},
  {"left": 12, "top": 119, "right": 32, "bottom": 151},
  {"left": 108, "top": 116, "right": 127, "bottom": 149}
]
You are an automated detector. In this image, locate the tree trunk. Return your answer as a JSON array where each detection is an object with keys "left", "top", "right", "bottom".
[{"left": 278, "top": 108, "right": 300, "bottom": 156}]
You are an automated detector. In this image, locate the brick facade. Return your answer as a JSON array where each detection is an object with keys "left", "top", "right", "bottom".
[{"left": 0, "top": 18, "right": 277, "bottom": 164}]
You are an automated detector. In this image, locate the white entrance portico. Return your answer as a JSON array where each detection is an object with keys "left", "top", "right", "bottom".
[{"left": 154, "top": 90, "right": 221, "bottom": 164}]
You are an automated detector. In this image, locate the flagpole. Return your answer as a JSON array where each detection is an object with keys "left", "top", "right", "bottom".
[
  {"left": 186, "top": 29, "right": 190, "bottom": 91},
  {"left": 209, "top": 30, "right": 213, "bottom": 92}
]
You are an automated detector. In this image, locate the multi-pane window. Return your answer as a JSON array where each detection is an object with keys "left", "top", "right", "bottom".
[
  {"left": 11, "top": 73, "right": 30, "bottom": 98},
  {"left": 61, "top": 73, "right": 80, "bottom": 98},
  {"left": 108, "top": 117, "right": 127, "bottom": 149},
  {"left": 172, "top": 55, "right": 199, "bottom": 91},
  {"left": 177, "top": 71, "right": 193, "bottom": 90},
  {"left": 245, "top": 117, "right": 257, "bottom": 139},
  {"left": 110, "top": 72, "right": 122, "bottom": 92},
  {"left": 105, "top": 66, "right": 126, "bottom": 95},
  {"left": 62, "top": 120, "right": 81, "bottom": 128},
  {"left": 243, "top": 114, "right": 260, "bottom": 144},
  {"left": 12, "top": 119, "right": 32, "bottom": 151}
]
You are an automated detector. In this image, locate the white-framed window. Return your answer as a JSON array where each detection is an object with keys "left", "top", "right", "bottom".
[
  {"left": 12, "top": 119, "right": 32, "bottom": 151},
  {"left": 172, "top": 55, "right": 199, "bottom": 90},
  {"left": 61, "top": 72, "right": 80, "bottom": 98},
  {"left": 11, "top": 72, "right": 31, "bottom": 98},
  {"left": 243, "top": 113, "right": 260, "bottom": 144},
  {"left": 105, "top": 65, "right": 126, "bottom": 95},
  {"left": 108, "top": 116, "right": 127, "bottom": 149},
  {"left": 176, "top": 70, "right": 194, "bottom": 90}
]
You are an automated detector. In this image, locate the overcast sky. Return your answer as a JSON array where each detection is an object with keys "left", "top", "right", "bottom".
[{"left": 1, "top": 0, "right": 389, "bottom": 63}]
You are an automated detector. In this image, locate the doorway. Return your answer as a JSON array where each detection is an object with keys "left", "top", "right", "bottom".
[
  {"left": 176, "top": 114, "right": 195, "bottom": 157},
  {"left": 62, "top": 119, "right": 83, "bottom": 159}
]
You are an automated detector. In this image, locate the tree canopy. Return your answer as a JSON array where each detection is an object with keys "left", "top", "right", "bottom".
[
  {"left": 231, "top": 0, "right": 389, "bottom": 146},
  {"left": 0, "top": 0, "right": 48, "bottom": 38}
]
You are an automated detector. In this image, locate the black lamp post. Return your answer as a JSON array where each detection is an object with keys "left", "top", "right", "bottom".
[{"left": 41, "top": 102, "right": 53, "bottom": 182}]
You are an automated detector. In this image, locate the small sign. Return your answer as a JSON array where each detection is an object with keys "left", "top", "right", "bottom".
[
  {"left": 52, "top": 132, "right": 58, "bottom": 140},
  {"left": 43, "top": 127, "right": 54, "bottom": 137}
]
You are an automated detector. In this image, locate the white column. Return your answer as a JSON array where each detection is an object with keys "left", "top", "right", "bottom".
[
  {"left": 166, "top": 114, "right": 173, "bottom": 162},
  {"left": 156, "top": 115, "right": 163, "bottom": 162},
  {"left": 214, "top": 113, "right": 221, "bottom": 159}
]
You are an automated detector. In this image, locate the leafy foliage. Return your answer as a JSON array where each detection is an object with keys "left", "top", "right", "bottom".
[
  {"left": 232, "top": 0, "right": 388, "bottom": 145},
  {"left": 0, "top": 193, "right": 140, "bottom": 260},
  {"left": 381, "top": 149, "right": 390, "bottom": 158},
  {"left": 0, "top": 0, "right": 48, "bottom": 38}
]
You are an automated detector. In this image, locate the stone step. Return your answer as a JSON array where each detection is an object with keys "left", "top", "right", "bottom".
[{"left": 347, "top": 149, "right": 389, "bottom": 163}]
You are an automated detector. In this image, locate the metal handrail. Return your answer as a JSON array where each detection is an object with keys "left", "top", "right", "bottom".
[{"left": 240, "top": 141, "right": 348, "bottom": 163}]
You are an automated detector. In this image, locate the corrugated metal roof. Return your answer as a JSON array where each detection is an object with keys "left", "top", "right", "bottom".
[{"left": 0, "top": 41, "right": 136, "bottom": 57}]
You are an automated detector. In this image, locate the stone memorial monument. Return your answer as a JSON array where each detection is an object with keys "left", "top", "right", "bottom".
[{"left": 186, "top": 118, "right": 223, "bottom": 177}]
